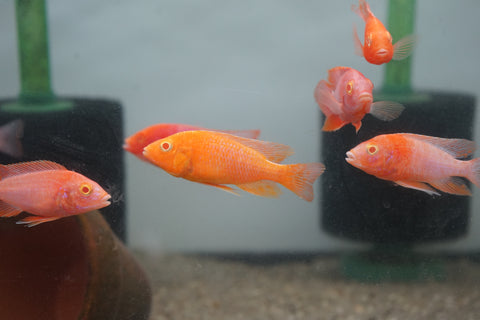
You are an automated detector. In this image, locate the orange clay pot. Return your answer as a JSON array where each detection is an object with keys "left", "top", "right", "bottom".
[{"left": 0, "top": 211, "right": 151, "bottom": 320}]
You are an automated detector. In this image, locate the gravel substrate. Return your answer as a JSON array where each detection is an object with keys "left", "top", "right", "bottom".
[{"left": 134, "top": 252, "right": 480, "bottom": 320}]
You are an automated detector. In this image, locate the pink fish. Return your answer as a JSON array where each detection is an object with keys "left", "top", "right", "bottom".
[
  {"left": 124, "top": 123, "right": 260, "bottom": 162},
  {"left": 345, "top": 133, "right": 480, "bottom": 196},
  {"left": 0, "top": 160, "right": 111, "bottom": 227},
  {"left": 0, "top": 119, "right": 23, "bottom": 158},
  {"left": 314, "top": 66, "right": 404, "bottom": 132}
]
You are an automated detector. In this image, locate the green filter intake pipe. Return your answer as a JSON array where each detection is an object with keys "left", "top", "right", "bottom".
[{"left": 4, "top": 0, "right": 71, "bottom": 112}]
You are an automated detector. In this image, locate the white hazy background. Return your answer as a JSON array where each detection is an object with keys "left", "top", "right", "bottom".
[{"left": 0, "top": 0, "right": 478, "bottom": 252}]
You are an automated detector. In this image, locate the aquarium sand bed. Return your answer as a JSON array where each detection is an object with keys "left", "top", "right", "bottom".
[{"left": 134, "top": 252, "right": 480, "bottom": 320}]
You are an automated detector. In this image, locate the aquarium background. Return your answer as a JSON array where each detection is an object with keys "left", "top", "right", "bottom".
[{"left": 0, "top": 0, "right": 478, "bottom": 253}]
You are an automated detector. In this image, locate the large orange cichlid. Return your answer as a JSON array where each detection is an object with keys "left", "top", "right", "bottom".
[
  {"left": 124, "top": 123, "right": 260, "bottom": 162},
  {"left": 143, "top": 130, "right": 325, "bottom": 201},
  {"left": 0, "top": 160, "right": 111, "bottom": 227},
  {"left": 345, "top": 133, "right": 480, "bottom": 196},
  {"left": 352, "top": 0, "right": 416, "bottom": 65}
]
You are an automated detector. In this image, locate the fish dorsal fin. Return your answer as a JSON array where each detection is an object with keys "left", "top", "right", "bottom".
[
  {"left": 351, "top": 0, "right": 373, "bottom": 22},
  {"left": 403, "top": 133, "right": 475, "bottom": 159},
  {"left": 217, "top": 129, "right": 260, "bottom": 139},
  {"left": 327, "top": 67, "right": 350, "bottom": 86},
  {"left": 208, "top": 131, "right": 294, "bottom": 163},
  {"left": 352, "top": 25, "right": 364, "bottom": 57},
  {"left": 0, "top": 160, "right": 67, "bottom": 179}
]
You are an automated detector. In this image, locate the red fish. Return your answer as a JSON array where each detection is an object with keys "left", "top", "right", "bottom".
[
  {"left": 314, "top": 66, "right": 404, "bottom": 132},
  {"left": 0, "top": 160, "right": 111, "bottom": 226},
  {"left": 124, "top": 123, "right": 260, "bottom": 162},
  {"left": 345, "top": 133, "right": 480, "bottom": 196},
  {"left": 143, "top": 130, "right": 325, "bottom": 201},
  {"left": 352, "top": 0, "right": 416, "bottom": 65},
  {"left": 0, "top": 119, "right": 24, "bottom": 158}
]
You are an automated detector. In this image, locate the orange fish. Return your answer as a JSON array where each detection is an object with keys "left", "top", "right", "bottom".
[
  {"left": 124, "top": 123, "right": 260, "bottom": 162},
  {"left": 0, "top": 160, "right": 111, "bottom": 227},
  {"left": 345, "top": 133, "right": 480, "bottom": 196},
  {"left": 352, "top": 0, "right": 416, "bottom": 65},
  {"left": 143, "top": 130, "right": 325, "bottom": 201},
  {"left": 314, "top": 66, "right": 404, "bottom": 132}
]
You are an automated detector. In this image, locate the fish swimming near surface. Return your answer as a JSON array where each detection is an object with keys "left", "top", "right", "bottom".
[
  {"left": 124, "top": 123, "right": 260, "bottom": 162},
  {"left": 143, "top": 130, "right": 325, "bottom": 201},
  {"left": 0, "top": 160, "right": 111, "bottom": 227},
  {"left": 345, "top": 133, "right": 480, "bottom": 196},
  {"left": 0, "top": 119, "right": 24, "bottom": 158},
  {"left": 352, "top": 0, "right": 417, "bottom": 65},
  {"left": 314, "top": 66, "right": 404, "bottom": 132}
]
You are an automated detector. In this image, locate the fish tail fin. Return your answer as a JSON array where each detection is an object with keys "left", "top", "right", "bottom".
[
  {"left": 322, "top": 115, "right": 348, "bottom": 132},
  {"left": 0, "top": 119, "right": 24, "bottom": 158},
  {"left": 279, "top": 163, "right": 325, "bottom": 201},
  {"left": 351, "top": 0, "right": 372, "bottom": 22},
  {"left": 467, "top": 158, "right": 480, "bottom": 189}
]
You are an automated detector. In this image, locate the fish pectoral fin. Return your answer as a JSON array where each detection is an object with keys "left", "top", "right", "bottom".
[
  {"left": 323, "top": 115, "right": 347, "bottom": 132},
  {"left": 0, "top": 201, "right": 23, "bottom": 217},
  {"left": 394, "top": 180, "right": 440, "bottom": 196},
  {"left": 429, "top": 177, "right": 471, "bottom": 196},
  {"left": 171, "top": 150, "right": 192, "bottom": 177},
  {"left": 392, "top": 34, "right": 417, "bottom": 60},
  {"left": 314, "top": 80, "right": 343, "bottom": 115},
  {"left": 16, "top": 216, "right": 61, "bottom": 227},
  {"left": 236, "top": 181, "right": 282, "bottom": 198},
  {"left": 369, "top": 101, "right": 405, "bottom": 121},
  {"left": 198, "top": 182, "right": 241, "bottom": 196}
]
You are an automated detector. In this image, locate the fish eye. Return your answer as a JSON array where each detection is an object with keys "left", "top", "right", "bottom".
[
  {"left": 346, "top": 80, "right": 354, "bottom": 95},
  {"left": 366, "top": 144, "right": 378, "bottom": 155},
  {"left": 80, "top": 183, "right": 92, "bottom": 195},
  {"left": 160, "top": 141, "right": 172, "bottom": 152}
]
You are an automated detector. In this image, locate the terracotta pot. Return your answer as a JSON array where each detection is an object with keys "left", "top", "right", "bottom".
[{"left": 0, "top": 211, "right": 151, "bottom": 320}]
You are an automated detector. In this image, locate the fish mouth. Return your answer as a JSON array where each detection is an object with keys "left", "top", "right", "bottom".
[
  {"left": 345, "top": 151, "right": 355, "bottom": 163},
  {"left": 101, "top": 194, "right": 112, "bottom": 207},
  {"left": 345, "top": 151, "right": 360, "bottom": 167},
  {"left": 123, "top": 142, "right": 133, "bottom": 153},
  {"left": 358, "top": 93, "right": 373, "bottom": 106},
  {"left": 376, "top": 49, "right": 389, "bottom": 56}
]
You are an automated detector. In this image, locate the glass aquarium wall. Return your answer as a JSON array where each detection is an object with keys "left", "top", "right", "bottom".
[
  {"left": 0, "top": 0, "right": 478, "bottom": 254},
  {"left": 1, "top": 1, "right": 480, "bottom": 319}
]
